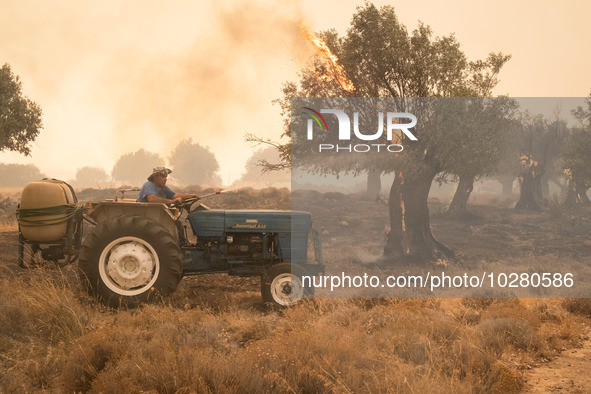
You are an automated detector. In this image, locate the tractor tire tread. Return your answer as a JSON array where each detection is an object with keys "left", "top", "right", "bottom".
[{"left": 78, "top": 215, "right": 182, "bottom": 307}]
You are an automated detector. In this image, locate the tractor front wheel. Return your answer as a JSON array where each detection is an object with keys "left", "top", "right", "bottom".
[
  {"left": 78, "top": 216, "right": 182, "bottom": 307},
  {"left": 261, "top": 263, "right": 312, "bottom": 307}
]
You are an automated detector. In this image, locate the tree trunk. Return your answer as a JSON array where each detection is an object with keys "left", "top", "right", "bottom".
[
  {"left": 366, "top": 169, "right": 382, "bottom": 201},
  {"left": 446, "top": 176, "right": 474, "bottom": 219},
  {"left": 496, "top": 175, "right": 514, "bottom": 195},
  {"left": 549, "top": 176, "right": 568, "bottom": 197},
  {"left": 515, "top": 162, "right": 545, "bottom": 210},
  {"left": 383, "top": 171, "right": 454, "bottom": 263},
  {"left": 540, "top": 173, "right": 550, "bottom": 199},
  {"left": 565, "top": 178, "right": 591, "bottom": 206}
]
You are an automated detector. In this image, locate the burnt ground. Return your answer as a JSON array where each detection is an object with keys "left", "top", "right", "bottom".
[
  {"left": 432, "top": 204, "right": 591, "bottom": 262},
  {"left": 296, "top": 191, "right": 591, "bottom": 263},
  {"left": 292, "top": 191, "right": 591, "bottom": 291}
]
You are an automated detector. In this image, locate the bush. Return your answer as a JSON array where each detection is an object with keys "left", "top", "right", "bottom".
[{"left": 563, "top": 298, "right": 591, "bottom": 317}]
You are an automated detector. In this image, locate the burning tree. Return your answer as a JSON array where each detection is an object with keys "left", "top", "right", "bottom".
[
  {"left": 275, "top": 4, "right": 514, "bottom": 263},
  {"left": 563, "top": 95, "right": 591, "bottom": 205},
  {"left": 514, "top": 115, "right": 549, "bottom": 211},
  {"left": 514, "top": 112, "right": 570, "bottom": 210},
  {"left": 562, "top": 131, "right": 591, "bottom": 205},
  {"left": 515, "top": 152, "right": 546, "bottom": 210}
]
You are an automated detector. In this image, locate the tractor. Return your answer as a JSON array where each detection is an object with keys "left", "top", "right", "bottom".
[{"left": 17, "top": 179, "right": 323, "bottom": 307}]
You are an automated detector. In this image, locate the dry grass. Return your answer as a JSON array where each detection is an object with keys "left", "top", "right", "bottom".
[
  {"left": 564, "top": 298, "right": 591, "bottom": 317},
  {"left": 0, "top": 268, "right": 589, "bottom": 392},
  {"left": 0, "top": 218, "right": 17, "bottom": 232},
  {"left": 0, "top": 191, "right": 19, "bottom": 232},
  {"left": 0, "top": 270, "right": 93, "bottom": 391}
]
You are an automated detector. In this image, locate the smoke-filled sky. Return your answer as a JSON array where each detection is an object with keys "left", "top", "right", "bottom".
[{"left": 1, "top": 0, "right": 590, "bottom": 185}]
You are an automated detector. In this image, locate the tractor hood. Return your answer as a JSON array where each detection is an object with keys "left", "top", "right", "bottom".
[{"left": 188, "top": 210, "right": 311, "bottom": 237}]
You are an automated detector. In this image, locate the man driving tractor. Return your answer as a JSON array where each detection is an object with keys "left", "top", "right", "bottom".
[
  {"left": 137, "top": 167, "right": 200, "bottom": 245},
  {"left": 137, "top": 167, "right": 200, "bottom": 204}
]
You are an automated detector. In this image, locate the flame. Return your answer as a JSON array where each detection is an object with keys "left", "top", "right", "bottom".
[{"left": 300, "top": 23, "right": 354, "bottom": 92}]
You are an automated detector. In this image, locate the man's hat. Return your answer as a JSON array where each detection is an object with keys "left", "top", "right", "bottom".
[{"left": 148, "top": 167, "right": 172, "bottom": 181}]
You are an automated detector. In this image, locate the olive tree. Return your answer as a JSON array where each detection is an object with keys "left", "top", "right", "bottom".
[
  {"left": 0, "top": 163, "right": 45, "bottom": 187},
  {"left": 74, "top": 166, "right": 110, "bottom": 188},
  {"left": 168, "top": 138, "right": 222, "bottom": 186},
  {"left": 112, "top": 149, "right": 165, "bottom": 186},
  {"left": 274, "top": 4, "right": 513, "bottom": 263},
  {"left": 0, "top": 63, "right": 42, "bottom": 155}
]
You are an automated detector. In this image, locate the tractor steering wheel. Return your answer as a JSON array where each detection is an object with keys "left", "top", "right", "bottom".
[
  {"left": 182, "top": 197, "right": 200, "bottom": 205},
  {"left": 170, "top": 197, "right": 200, "bottom": 212}
]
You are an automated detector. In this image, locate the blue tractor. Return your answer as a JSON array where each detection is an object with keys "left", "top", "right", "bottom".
[
  {"left": 77, "top": 196, "right": 324, "bottom": 307},
  {"left": 17, "top": 181, "right": 323, "bottom": 307}
]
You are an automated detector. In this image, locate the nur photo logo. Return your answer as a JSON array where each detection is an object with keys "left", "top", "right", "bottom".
[{"left": 302, "top": 107, "right": 418, "bottom": 153}]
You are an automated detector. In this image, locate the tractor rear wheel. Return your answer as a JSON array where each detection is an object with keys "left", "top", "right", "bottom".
[
  {"left": 78, "top": 216, "right": 182, "bottom": 307},
  {"left": 261, "top": 263, "right": 312, "bottom": 307}
]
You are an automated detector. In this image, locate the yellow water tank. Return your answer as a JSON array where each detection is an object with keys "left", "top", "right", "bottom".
[{"left": 19, "top": 179, "right": 78, "bottom": 242}]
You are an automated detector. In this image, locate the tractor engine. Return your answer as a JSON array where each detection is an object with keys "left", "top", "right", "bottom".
[
  {"left": 225, "top": 233, "right": 264, "bottom": 258},
  {"left": 185, "top": 209, "right": 313, "bottom": 273}
]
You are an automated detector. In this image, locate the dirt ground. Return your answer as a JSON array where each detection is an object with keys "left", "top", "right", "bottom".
[
  {"left": 524, "top": 335, "right": 591, "bottom": 393},
  {"left": 524, "top": 340, "right": 591, "bottom": 393}
]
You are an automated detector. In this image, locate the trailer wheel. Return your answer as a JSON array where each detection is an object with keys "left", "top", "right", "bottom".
[
  {"left": 78, "top": 216, "right": 182, "bottom": 307},
  {"left": 261, "top": 263, "right": 312, "bottom": 307}
]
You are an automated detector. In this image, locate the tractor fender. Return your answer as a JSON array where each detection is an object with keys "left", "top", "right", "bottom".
[{"left": 88, "top": 201, "right": 179, "bottom": 238}]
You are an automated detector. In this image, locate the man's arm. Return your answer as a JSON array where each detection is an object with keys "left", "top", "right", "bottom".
[
  {"left": 145, "top": 192, "right": 200, "bottom": 204},
  {"left": 172, "top": 193, "right": 200, "bottom": 200},
  {"left": 145, "top": 194, "right": 183, "bottom": 204}
]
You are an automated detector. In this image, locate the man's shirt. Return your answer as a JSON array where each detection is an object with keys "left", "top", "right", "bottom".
[{"left": 137, "top": 181, "right": 175, "bottom": 202}]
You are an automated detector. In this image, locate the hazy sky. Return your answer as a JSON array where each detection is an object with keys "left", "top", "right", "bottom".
[{"left": 1, "top": 0, "right": 590, "bottom": 185}]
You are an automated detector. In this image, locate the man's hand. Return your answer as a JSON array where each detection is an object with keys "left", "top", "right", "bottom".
[
  {"left": 174, "top": 193, "right": 200, "bottom": 201},
  {"left": 171, "top": 196, "right": 183, "bottom": 205}
]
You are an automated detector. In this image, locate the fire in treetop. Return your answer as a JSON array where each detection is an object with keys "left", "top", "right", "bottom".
[{"left": 300, "top": 23, "right": 355, "bottom": 92}]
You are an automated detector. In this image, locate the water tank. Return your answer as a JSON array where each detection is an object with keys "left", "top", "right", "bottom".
[{"left": 19, "top": 179, "right": 78, "bottom": 242}]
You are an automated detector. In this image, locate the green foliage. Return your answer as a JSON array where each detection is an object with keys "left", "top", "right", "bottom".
[
  {"left": 0, "top": 163, "right": 45, "bottom": 187},
  {"left": 168, "top": 138, "right": 222, "bottom": 186},
  {"left": 74, "top": 166, "right": 109, "bottom": 188},
  {"left": 431, "top": 98, "right": 521, "bottom": 183},
  {"left": 0, "top": 63, "right": 43, "bottom": 155},
  {"left": 111, "top": 149, "right": 165, "bottom": 185},
  {"left": 342, "top": 5, "right": 492, "bottom": 98},
  {"left": 512, "top": 111, "right": 571, "bottom": 195}
]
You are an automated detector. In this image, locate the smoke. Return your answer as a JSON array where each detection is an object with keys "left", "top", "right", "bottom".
[
  {"left": 0, "top": 0, "right": 315, "bottom": 183},
  {"left": 101, "top": 2, "right": 309, "bottom": 129}
]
